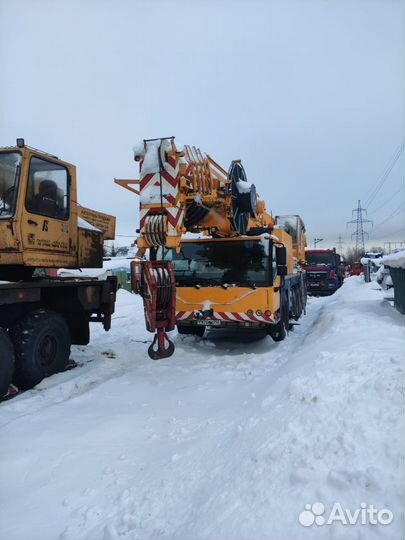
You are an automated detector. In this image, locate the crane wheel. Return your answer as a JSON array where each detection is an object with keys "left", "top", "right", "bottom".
[
  {"left": 10, "top": 310, "right": 71, "bottom": 389},
  {"left": 0, "top": 328, "right": 15, "bottom": 399},
  {"left": 269, "top": 291, "right": 289, "bottom": 342}
]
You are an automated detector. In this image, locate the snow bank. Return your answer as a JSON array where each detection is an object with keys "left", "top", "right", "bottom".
[{"left": 0, "top": 280, "right": 404, "bottom": 540}]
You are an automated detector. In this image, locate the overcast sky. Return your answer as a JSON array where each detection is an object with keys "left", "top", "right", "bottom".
[{"left": 1, "top": 0, "right": 404, "bottom": 250}]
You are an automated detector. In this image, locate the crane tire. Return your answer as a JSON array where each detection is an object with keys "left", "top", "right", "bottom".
[
  {"left": 10, "top": 310, "right": 71, "bottom": 389},
  {"left": 270, "top": 291, "right": 289, "bottom": 342}
]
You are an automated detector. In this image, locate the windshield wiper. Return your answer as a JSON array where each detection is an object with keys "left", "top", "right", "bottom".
[
  {"left": 176, "top": 277, "right": 221, "bottom": 287},
  {"left": 199, "top": 278, "right": 222, "bottom": 286}
]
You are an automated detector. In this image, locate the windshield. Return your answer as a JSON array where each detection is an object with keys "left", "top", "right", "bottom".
[
  {"left": 0, "top": 152, "right": 21, "bottom": 218},
  {"left": 306, "top": 253, "right": 334, "bottom": 266},
  {"left": 163, "top": 240, "right": 270, "bottom": 286}
]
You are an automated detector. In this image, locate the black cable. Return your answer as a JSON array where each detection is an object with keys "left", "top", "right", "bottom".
[
  {"left": 371, "top": 201, "right": 405, "bottom": 234},
  {"left": 365, "top": 139, "right": 405, "bottom": 208},
  {"left": 370, "top": 226, "right": 405, "bottom": 241},
  {"left": 369, "top": 184, "right": 405, "bottom": 214}
]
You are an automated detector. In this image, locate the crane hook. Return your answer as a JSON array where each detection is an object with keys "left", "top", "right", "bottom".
[{"left": 148, "top": 329, "right": 175, "bottom": 360}]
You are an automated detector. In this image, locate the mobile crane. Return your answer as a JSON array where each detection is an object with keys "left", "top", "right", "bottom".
[
  {"left": 0, "top": 139, "right": 117, "bottom": 397},
  {"left": 116, "top": 137, "right": 307, "bottom": 359}
]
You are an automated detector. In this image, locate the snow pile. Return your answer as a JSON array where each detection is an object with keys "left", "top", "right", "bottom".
[
  {"left": 364, "top": 252, "right": 384, "bottom": 259},
  {"left": 236, "top": 180, "right": 254, "bottom": 194},
  {"left": 375, "top": 265, "right": 393, "bottom": 289},
  {"left": 133, "top": 140, "right": 145, "bottom": 158},
  {"left": 381, "top": 250, "right": 405, "bottom": 269},
  {"left": 140, "top": 139, "right": 173, "bottom": 176},
  {"left": 360, "top": 256, "right": 383, "bottom": 267},
  {"left": 115, "top": 246, "right": 138, "bottom": 258},
  {"left": 0, "top": 279, "right": 404, "bottom": 540}
]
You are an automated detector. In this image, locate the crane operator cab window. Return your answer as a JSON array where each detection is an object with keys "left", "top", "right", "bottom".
[
  {"left": 26, "top": 157, "right": 69, "bottom": 220},
  {"left": 0, "top": 152, "right": 22, "bottom": 218}
]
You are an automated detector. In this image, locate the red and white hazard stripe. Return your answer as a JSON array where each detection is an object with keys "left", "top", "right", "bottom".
[
  {"left": 176, "top": 311, "right": 194, "bottom": 321},
  {"left": 139, "top": 142, "right": 183, "bottom": 241},
  {"left": 176, "top": 311, "right": 277, "bottom": 324}
]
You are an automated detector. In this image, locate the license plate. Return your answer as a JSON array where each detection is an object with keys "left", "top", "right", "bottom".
[
  {"left": 311, "top": 283, "right": 320, "bottom": 287},
  {"left": 196, "top": 319, "right": 221, "bottom": 326}
]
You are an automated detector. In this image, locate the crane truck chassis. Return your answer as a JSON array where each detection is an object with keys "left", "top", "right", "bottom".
[
  {"left": 0, "top": 140, "right": 117, "bottom": 398},
  {"left": 116, "top": 137, "right": 307, "bottom": 359}
]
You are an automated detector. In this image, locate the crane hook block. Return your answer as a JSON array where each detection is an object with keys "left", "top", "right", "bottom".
[{"left": 138, "top": 260, "right": 176, "bottom": 359}]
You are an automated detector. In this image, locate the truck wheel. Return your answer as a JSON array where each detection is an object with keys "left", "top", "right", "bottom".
[
  {"left": 177, "top": 325, "right": 205, "bottom": 337},
  {"left": 0, "top": 328, "right": 14, "bottom": 398},
  {"left": 270, "top": 292, "right": 289, "bottom": 342},
  {"left": 10, "top": 310, "right": 71, "bottom": 389}
]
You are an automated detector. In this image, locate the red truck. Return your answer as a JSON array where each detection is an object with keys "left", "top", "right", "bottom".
[
  {"left": 350, "top": 262, "right": 363, "bottom": 276},
  {"left": 304, "top": 249, "right": 344, "bottom": 295}
]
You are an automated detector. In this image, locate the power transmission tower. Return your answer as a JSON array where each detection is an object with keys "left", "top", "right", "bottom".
[
  {"left": 314, "top": 238, "right": 323, "bottom": 248},
  {"left": 336, "top": 233, "right": 344, "bottom": 254},
  {"left": 347, "top": 200, "right": 373, "bottom": 257}
]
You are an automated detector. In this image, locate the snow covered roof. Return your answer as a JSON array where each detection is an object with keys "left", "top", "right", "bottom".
[
  {"left": 360, "top": 256, "right": 383, "bottom": 267},
  {"left": 381, "top": 250, "right": 405, "bottom": 269},
  {"left": 78, "top": 217, "right": 101, "bottom": 232}
]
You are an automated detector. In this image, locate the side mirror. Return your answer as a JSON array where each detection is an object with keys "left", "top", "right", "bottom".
[
  {"left": 275, "top": 246, "right": 287, "bottom": 266},
  {"left": 275, "top": 246, "right": 287, "bottom": 277}
]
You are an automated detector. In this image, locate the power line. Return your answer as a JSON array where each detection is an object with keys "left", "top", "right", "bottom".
[
  {"left": 371, "top": 201, "right": 405, "bottom": 233},
  {"left": 365, "top": 138, "right": 405, "bottom": 208},
  {"left": 369, "top": 226, "right": 405, "bottom": 241},
  {"left": 370, "top": 184, "right": 405, "bottom": 214}
]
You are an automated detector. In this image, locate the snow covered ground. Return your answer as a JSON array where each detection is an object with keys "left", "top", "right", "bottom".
[{"left": 1, "top": 277, "right": 404, "bottom": 540}]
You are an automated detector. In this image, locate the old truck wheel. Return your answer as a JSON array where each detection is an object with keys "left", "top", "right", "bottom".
[
  {"left": 0, "top": 328, "right": 14, "bottom": 398},
  {"left": 11, "top": 310, "right": 71, "bottom": 389}
]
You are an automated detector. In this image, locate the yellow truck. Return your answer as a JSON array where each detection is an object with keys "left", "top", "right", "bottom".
[
  {"left": 116, "top": 137, "right": 307, "bottom": 358},
  {"left": 0, "top": 139, "right": 117, "bottom": 396}
]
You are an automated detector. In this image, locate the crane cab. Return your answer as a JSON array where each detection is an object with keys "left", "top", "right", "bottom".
[{"left": 0, "top": 140, "right": 114, "bottom": 280}]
